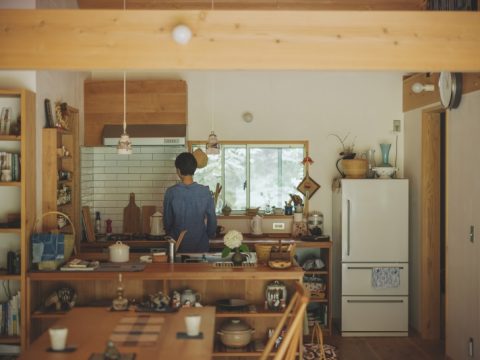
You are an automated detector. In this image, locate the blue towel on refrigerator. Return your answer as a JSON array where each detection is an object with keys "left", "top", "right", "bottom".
[
  {"left": 31, "top": 233, "right": 65, "bottom": 263},
  {"left": 371, "top": 267, "right": 400, "bottom": 288}
]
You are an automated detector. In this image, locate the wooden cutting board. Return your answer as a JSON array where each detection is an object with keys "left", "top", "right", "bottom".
[
  {"left": 141, "top": 205, "right": 156, "bottom": 234},
  {"left": 82, "top": 206, "right": 96, "bottom": 243},
  {"left": 123, "top": 193, "right": 141, "bottom": 234}
]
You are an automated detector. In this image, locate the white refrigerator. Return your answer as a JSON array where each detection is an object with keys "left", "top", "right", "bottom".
[{"left": 333, "top": 179, "right": 409, "bottom": 336}]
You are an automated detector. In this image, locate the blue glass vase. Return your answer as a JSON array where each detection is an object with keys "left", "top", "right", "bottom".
[{"left": 380, "top": 143, "right": 392, "bottom": 167}]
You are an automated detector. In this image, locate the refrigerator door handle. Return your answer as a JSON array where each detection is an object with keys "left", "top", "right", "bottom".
[
  {"left": 347, "top": 199, "right": 351, "bottom": 256},
  {"left": 346, "top": 299, "right": 404, "bottom": 304}
]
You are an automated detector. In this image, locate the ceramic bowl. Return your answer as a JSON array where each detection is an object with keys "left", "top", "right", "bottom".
[{"left": 373, "top": 167, "right": 397, "bottom": 179}]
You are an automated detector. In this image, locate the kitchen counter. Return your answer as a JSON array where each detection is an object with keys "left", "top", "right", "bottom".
[
  {"left": 28, "top": 262, "right": 304, "bottom": 281},
  {"left": 79, "top": 234, "right": 331, "bottom": 253}
]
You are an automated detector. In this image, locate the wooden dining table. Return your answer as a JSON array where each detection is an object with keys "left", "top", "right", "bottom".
[{"left": 19, "top": 306, "right": 215, "bottom": 359}]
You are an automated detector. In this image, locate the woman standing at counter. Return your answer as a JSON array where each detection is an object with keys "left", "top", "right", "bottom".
[{"left": 163, "top": 152, "right": 217, "bottom": 253}]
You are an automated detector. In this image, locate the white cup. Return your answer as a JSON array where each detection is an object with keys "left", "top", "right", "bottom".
[
  {"left": 49, "top": 327, "right": 68, "bottom": 351},
  {"left": 185, "top": 315, "right": 201, "bottom": 337},
  {"left": 293, "top": 213, "right": 303, "bottom": 222}
]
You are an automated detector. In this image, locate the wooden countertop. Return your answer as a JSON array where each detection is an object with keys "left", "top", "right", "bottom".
[
  {"left": 20, "top": 306, "right": 215, "bottom": 360},
  {"left": 28, "top": 263, "right": 304, "bottom": 281}
]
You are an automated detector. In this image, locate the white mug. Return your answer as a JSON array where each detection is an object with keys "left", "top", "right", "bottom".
[
  {"left": 185, "top": 314, "right": 201, "bottom": 337},
  {"left": 49, "top": 327, "right": 68, "bottom": 351}
]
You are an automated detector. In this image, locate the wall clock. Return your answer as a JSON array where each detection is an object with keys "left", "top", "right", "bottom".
[{"left": 438, "top": 72, "right": 463, "bottom": 109}]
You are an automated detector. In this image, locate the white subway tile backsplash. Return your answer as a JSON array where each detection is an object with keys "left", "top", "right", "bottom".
[
  {"left": 128, "top": 154, "right": 153, "bottom": 161},
  {"left": 81, "top": 145, "right": 185, "bottom": 233},
  {"left": 105, "top": 167, "right": 129, "bottom": 174},
  {"left": 129, "top": 167, "right": 152, "bottom": 174},
  {"left": 94, "top": 160, "right": 117, "bottom": 167}
]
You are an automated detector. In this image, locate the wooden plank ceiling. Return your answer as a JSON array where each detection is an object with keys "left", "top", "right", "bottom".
[
  {"left": 1, "top": 10, "right": 479, "bottom": 71},
  {"left": 77, "top": 0, "right": 428, "bottom": 10}
]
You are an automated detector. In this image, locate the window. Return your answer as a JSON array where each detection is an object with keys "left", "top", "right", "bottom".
[{"left": 190, "top": 142, "right": 306, "bottom": 214}]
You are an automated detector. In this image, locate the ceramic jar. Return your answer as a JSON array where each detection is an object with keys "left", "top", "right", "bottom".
[
  {"left": 180, "top": 289, "right": 201, "bottom": 306},
  {"left": 217, "top": 319, "right": 255, "bottom": 348},
  {"left": 265, "top": 280, "right": 287, "bottom": 311},
  {"left": 108, "top": 241, "right": 130, "bottom": 263}
]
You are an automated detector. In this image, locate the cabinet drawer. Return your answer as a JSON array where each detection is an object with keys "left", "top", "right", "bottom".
[
  {"left": 342, "top": 263, "right": 408, "bottom": 296},
  {"left": 341, "top": 296, "right": 408, "bottom": 333}
]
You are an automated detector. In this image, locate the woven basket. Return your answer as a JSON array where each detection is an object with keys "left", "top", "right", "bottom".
[
  {"left": 255, "top": 243, "right": 296, "bottom": 264},
  {"left": 33, "top": 211, "right": 76, "bottom": 271}
]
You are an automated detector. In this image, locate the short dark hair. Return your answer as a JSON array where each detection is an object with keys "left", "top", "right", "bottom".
[{"left": 175, "top": 152, "right": 197, "bottom": 176}]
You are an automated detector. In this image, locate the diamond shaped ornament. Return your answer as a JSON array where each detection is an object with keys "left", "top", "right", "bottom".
[{"left": 296, "top": 172, "right": 321, "bottom": 199}]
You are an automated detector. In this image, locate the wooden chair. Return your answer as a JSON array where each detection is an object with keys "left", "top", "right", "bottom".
[{"left": 260, "top": 282, "right": 310, "bottom": 360}]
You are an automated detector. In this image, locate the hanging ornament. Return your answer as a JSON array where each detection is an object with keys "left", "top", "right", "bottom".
[{"left": 296, "top": 154, "right": 321, "bottom": 199}]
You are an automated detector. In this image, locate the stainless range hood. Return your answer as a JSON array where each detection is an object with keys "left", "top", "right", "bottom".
[{"left": 103, "top": 124, "right": 186, "bottom": 146}]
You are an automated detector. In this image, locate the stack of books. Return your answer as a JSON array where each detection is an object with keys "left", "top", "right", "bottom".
[
  {"left": 0, "top": 152, "right": 20, "bottom": 181},
  {"left": 60, "top": 259, "right": 99, "bottom": 271},
  {"left": 0, "top": 292, "right": 20, "bottom": 336}
]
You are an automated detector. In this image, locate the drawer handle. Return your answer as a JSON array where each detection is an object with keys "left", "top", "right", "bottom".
[
  {"left": 347, "top": 299, "right": 404, "bottom": 304},
  {"left": 347, "top": 266, "right": 404, "bottom": 270}
]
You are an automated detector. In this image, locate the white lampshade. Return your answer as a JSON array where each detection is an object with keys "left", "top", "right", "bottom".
[{"left": 172, "top": 24, "right": 192, "bottom": 45}]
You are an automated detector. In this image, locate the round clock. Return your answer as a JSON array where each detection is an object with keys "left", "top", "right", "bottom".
[{"left": 438, "top": 72, "right": 463, "bottom": 109}]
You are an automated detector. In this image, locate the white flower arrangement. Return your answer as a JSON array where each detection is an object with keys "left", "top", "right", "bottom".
[{"left": 222, "top": 230, "right": 249, "bottom": 258}]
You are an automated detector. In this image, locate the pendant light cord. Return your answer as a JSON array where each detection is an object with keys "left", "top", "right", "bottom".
[{"left": 123, "top": 71, "right": 127, "bottom": 133}]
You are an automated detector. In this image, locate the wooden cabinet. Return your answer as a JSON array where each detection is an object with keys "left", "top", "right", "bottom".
[
  {"left": 0, "top": 89, "right": 36, "bottom": 351},
  {"left": 296, "top": 239, "right": 332, "bottom": 336},
  {"left": 27, "top": 264, "right": 303, "bottom": 356},
  {"left": 84, "top": 79, "right": 187, "bottom": 146},
  {"left": 42, "top": 107, "right": 80, "bottom": 251}
]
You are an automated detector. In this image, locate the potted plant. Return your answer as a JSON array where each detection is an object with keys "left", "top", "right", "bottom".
[
  {"left": 329, "top": 133, "right": 367, "bottom": 178},
  {"left": 221, "top": 230, "right": 249, "bottom": 266}
]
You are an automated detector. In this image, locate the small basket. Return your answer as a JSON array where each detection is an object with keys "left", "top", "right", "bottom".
[
  {"left": 255, "top": 242, "right": 296, "bottom": 264},
  {"left": 33, "top": 211, "right": 76, "bottom": 271}
]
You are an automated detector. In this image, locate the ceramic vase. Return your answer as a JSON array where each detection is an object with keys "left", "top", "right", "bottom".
[
  {"left": 380, "top": 143, "right": 392, "bottom": 167},
  {"left": 231, "top": 248, "right": 244, "bottom": 266}
]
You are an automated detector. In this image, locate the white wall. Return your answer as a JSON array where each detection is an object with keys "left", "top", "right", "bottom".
[{"left": 93, "top": 71, "right": 405, "bottom": 236}]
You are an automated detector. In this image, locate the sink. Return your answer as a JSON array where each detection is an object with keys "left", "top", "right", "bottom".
[{"left": 175, "top": 252, "right": 257, "bottom": 264}]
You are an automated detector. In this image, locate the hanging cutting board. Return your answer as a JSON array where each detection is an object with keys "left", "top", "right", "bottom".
[
  {"left": 141, "top": 205, "right": 156, "bottom": 234},
  {"left": 123, "top": 193, "right": 141, "bottom": 234}
]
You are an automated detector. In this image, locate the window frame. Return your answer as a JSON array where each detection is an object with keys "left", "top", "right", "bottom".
[{"left": 188, "top": 140, "right": 309, "bottom": 215}]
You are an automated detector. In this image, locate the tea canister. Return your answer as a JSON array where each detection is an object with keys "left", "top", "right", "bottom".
[{"left": 265, "top": 280, "right": 287, "bottom": 311}]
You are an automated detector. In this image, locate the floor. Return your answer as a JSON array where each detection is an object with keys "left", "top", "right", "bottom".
[{"left": 324, "top": 333, "right": 446, "bottom": 360}]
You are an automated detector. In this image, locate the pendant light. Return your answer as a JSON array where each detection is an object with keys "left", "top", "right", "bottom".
[
  {"left": 206, "top": 75, "right": 220, "bottom": 155},
  {"left": 117, "top": 71, "right": 132, "bottom": 155}
]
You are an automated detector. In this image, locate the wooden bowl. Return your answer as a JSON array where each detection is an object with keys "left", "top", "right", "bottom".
[{"left": 246, "top": 207, "right": 259, "bottom": 216}]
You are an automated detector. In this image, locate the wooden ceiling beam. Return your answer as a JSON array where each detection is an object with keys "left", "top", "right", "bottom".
[
  {"left": 0, "top": 10, "right": 479, "bottom": 71},
  {"left": 77, "top": 0, "right": 428, "bottom": 10}
]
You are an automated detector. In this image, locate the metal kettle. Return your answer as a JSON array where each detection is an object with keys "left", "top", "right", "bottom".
[{"left": 149, "top": 211, "right": 165, "bottom": 236}]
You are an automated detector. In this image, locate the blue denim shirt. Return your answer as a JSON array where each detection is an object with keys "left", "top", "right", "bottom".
[{"left": 163, "top": 182, "right": 217, "bottom": 253}]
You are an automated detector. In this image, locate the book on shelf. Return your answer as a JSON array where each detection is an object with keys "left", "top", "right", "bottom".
[
  {"left": 0, "top": 292, "right": 20, "bottom": 336},
  {"left": 60, "top": 259, "right": 99, "bottom": 271}
]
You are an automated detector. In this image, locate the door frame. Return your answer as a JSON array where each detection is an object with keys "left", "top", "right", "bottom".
[{"left": 420, "top": 105, "right": 445, "bottom": 340}]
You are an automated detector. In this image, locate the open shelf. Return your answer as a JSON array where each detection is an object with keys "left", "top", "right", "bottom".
[
  {"left": 216, "top": 309, "right": 286, "bottom": 318},
  {"left": 0, "top": 335, "right": 21, "bottom": 344},
  {"left": 0, "top": 228, "right": 21, "bottom": 234},
  {"left": 0, "top": 272, "right": 20, "bottom": 281},
  {"left": 0, "top": 135, "right": 21, "bottom": 142},
  {"left": 0, "top": 182, "right": 21, "bottom": 187}
]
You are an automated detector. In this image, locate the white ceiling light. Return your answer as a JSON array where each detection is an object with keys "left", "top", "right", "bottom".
[
  {"left": 411, "top": 82, "right": 435, "bottom": 94},
  {"left": 172, "top": 24, "right": 192, "bottom": 45},
  {"left": 117, "top": 72, "right": 132, "bottom": 155}
]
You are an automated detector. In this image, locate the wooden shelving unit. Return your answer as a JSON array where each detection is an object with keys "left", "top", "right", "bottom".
[
  {"left": 42, "top": 106, "right": 80, "bottom": 252},
  {"left": 0, "top": 88, "right": 36, "bottom": 351}
]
